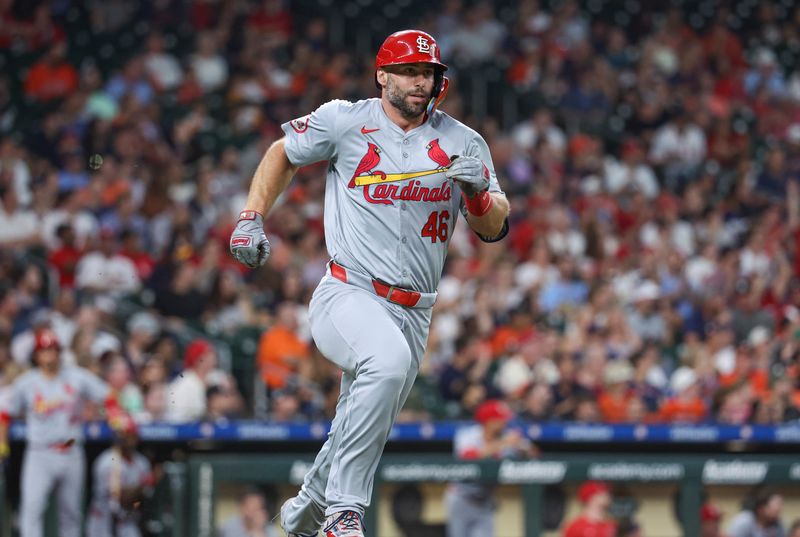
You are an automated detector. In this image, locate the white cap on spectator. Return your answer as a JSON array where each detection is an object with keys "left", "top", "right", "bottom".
[
  {"left": 670, "top": 367, "right": 698, "bottom": 393},
  {"left": 747, "top": 326, "right": 770, "bottom": 347},
  {"left": 495, "top": 356, "right": 534, "bottom": 396},
  {"left": 604, "top": 360, "right": 634, "bottom": 385},
  {"left": 127, "top": 311, "right": 160, "bottom": 336},
  {"left": 633, "top": 281, "right": 660, "bottom": 303}
]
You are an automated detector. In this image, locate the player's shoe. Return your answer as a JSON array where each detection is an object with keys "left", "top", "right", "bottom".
[
  {"left": 279, "top": 499, "right": 319, "bottom": 537},
  {"left": 323, "top": 511, "right": 363, "bottom": 537}
]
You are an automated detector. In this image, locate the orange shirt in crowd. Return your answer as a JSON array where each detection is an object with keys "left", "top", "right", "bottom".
[
  {"left": 24, "top": 61, "right": 78, "bottom": 101},
  {"left": 563, "top": 516, "right": 617, "bottom": 537},
  {"left": 659, "top": 397, "right": 708, "bottom": 423},
  {"left": 257, "top": 326, "right": 309, "bottom": 389},
  {"left": 719, "top": 369, "right": 769, "bottom": 397},
  {"left": 597, "top": 391, "right": 632, "bottom": 423}
]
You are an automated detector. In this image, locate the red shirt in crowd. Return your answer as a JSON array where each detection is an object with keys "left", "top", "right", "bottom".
[
  {"left": 563, "top": 516, "right": 617, "bottom": 537},
  {"left": 48, "top": 244, "right": 82, "bottom": 287},
  {"left": 24, "top": 60, "right": 78, "bottom": 101}
]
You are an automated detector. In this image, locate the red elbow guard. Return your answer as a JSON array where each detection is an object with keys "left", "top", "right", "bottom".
[{"left": 463, "top": 191, "right": 493, "bottom": 216}]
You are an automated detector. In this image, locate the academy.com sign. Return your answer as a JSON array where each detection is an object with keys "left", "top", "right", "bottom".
[
  {"left": 381, "top": 463, "right": 481, "bottom": 482},
  {"left": 497, "top": 461, "right": 567, "bottom": 484},
  {"left": 702, "top": 460, "right": 768, "bottom": 484},
  {"left": 588, "top": 463, "right": 684, "bottom": 482}
]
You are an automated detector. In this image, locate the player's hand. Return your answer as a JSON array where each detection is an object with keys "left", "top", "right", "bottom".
[
  {"left": 445, "top": 155, "right": 489, "bottom": 197},
  {"left": 0, "top": 440, "right": 9, "bottom": 460},
  {"left": 230, "top": 210, "right": 271, "bottom": 268}
]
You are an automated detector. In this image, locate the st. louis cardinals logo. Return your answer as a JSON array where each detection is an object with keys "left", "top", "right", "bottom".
[
  {"left": 349, "top": 140, "right": 453, "bottom": 206},
  {"left": 290, "top": 114, "right": 310, "bottom": 133},
  {"left": 416, "top": 35, "right": 430, "bottom": 53}
]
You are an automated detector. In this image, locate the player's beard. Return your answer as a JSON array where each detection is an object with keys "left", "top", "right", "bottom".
[{"left": 386, "top": 76, "right": 430, "bottom": 119}]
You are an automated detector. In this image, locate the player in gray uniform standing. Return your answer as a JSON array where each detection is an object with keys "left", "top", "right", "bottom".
[
  {"left": 0, "top": 328, "right": 127, "bottom": 537},
  {"left": 230, "top": 29, "right": 509, "bottom": 537},
  {"left": 87, "top": 414, "right": 154, "bottom": 537},
  {"left": 446, "top": 400, "right": 537, "bottom": 537}
]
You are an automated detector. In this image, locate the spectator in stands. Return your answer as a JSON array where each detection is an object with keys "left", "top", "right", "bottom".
[
  {"left": 48, "top": 223, "right": 82, "bottom": 288},
  {"left": 788, "top": 519, "right": 800, "bottom": 537},
  {"left": 700, "top": 502, "right": 725, "bottom": 537},
  {"left": 23, "top": 41, "right": 78, "bottom": 102},
  {"left": 153, "top": 263, "right": 208, "bottom": 321},
  {"left": 218, "top": 487, "right": 280, "bottom": 537},
  {"left": 104, "top": 56, "right": 154, "bottom": 106},
  {"left": 205, "top": 376, "right": 245, "bottom": 423},
  {"left": 100, "top": 351, "right": 143, "bottom": 415},
  {"left": 75, "top": 229, "right": 141, "bottom": 298},
  {"left": 164, "top": 339, "right": 218, "bottom": 422},
  {"left": 562, "top": 481, "right": 617, "bottom": 537},
  {"left": 190, "top": 32, "right": 228, "bottom": 93},
  {"left": 727, "top": 487, "right": 785, "bottom": 537},
  {"left": 660, "top": 367, "right": 708, "bottom": 424},
  {"left": 137, "top": 381, "right": 168, "bottom": 423},
  {"left": 257, "top": 302, "right": 310, "bottom": 391},
  {"left": 598, "top": 361, "right": 635, "bottom": 423},
  {"left": 143, "top": 32, "right": 183, "bottom": 93},
  {"left": 0, "top": 185, "right": 39, "bottom": 250}
]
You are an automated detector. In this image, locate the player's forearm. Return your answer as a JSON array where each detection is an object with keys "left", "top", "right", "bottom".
[
  {"left": 465, "top": 192, "right": 509, "bottom": 237},
  {"left": 244, "top": 138, "right": 299, "bottom": 216}
]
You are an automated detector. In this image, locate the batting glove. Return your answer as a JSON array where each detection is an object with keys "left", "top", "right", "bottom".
[
  {"left": 445, "top": 155, "right": 490, "bottom": 197},
  {"left": 230, "top": 210, "right": 271, "bottom": 268}
]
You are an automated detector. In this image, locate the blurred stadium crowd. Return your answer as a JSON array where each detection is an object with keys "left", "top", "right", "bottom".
[{"left": 0, "top": 0, "right": 800, "bottom": 427}]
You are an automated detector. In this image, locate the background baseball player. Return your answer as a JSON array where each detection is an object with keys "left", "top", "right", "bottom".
[
  {"left": 445, "top": 399, "right": 538, "bottom": 537},
  {"left": 0, "top": 328, "right": 129, "bottom": 537},
  {"left": 87, "top": 414, "right": 155, "bottom": 537},
  {"left": 230, "top": 29, "right": 509, "bottom": 537},
  {"left": 562, "top": 481, "right": 617, "bottom": 537}
]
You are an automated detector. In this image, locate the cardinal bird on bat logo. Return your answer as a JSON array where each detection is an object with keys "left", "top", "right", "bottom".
[
  {"left": 426, "top": 138, "right": 450, "bottom": 169},
  {"left": 349, "top": 143, "right": 386, "bottom": 188}
]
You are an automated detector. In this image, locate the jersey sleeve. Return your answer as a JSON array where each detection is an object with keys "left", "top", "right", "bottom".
[
  {"left": 2, "top": 376, "right": 28, "bottom": 417},
  {"left": 459, "top": 131, "right": 510, "bottom": 242},
  {"left": 453, "top": 426, "right": 483, "bottom": 459},
  {"left": 92, "top": 453, "right": 112, "bottom": 500},
  {"left": 281, "top": 100, "right": 342, "bottom": 167},
  {"left": 77, "top": 367, "right": 111, "bottom": 403}
]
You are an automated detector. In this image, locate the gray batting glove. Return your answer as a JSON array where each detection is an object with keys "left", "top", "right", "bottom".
[
  {"left": 445, "top": 155, "right": 490, "bottom": 197},
  {"left": 230, "top": 210, "right": 271, "bottom": 268}
]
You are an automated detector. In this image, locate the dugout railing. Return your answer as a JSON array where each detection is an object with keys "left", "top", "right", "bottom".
[{"left": 185, "top": 453, "right": 800, "bottom": 537}]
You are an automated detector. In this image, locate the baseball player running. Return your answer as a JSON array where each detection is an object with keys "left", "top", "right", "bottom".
[
  {"left": 87, "top": 414, "right": 154, "bottom": 537},
  {"left": 230, "top": 29, "right": 509, "bottom": 537},
  {"left": 0, "top": 328, "right": 129, "bottom": 537}
]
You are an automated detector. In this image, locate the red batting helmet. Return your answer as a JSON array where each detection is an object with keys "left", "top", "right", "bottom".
[
  {"left": 375, "top": 30, "right": 450, "bottom": 116},
  {"left": 34, "top": 329, "right": 60, "bottom": 352},
  {"left": 474, "top": 400, "right": 514, "bottom": 424},
  {"left": 375, "top": 30, "right": 448, "bottom": 72}
]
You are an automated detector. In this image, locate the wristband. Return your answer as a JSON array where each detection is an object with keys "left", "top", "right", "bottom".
[
  {"left": 238, "top": 210, "right": 263, "bottom": 221},
  {"left": 463, "top": 191, "right": 493, "bottom": 216}
]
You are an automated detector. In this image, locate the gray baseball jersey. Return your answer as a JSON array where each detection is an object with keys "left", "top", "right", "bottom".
[
  {"left": 282, "top": 98, "right": 505, "bottom": 293},
  {"left": 278, "top": 98, "right": 507, "bottom": 533},
  {"left": 4, "top": 365, "right": 110, "bottom": 447},
  {"left": 5, "top": 366, "right": 109, "bottom": 537},
  {"left": 87, "top": 447, "right": 153, "bottom": 537}
]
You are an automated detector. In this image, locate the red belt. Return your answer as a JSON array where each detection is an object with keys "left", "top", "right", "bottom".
[
  {"left": 49, "top": 440, "right": 76, "bottom": 452},
  {"left": 330, "top": 261, "right": 422, "bottom": 308}
]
